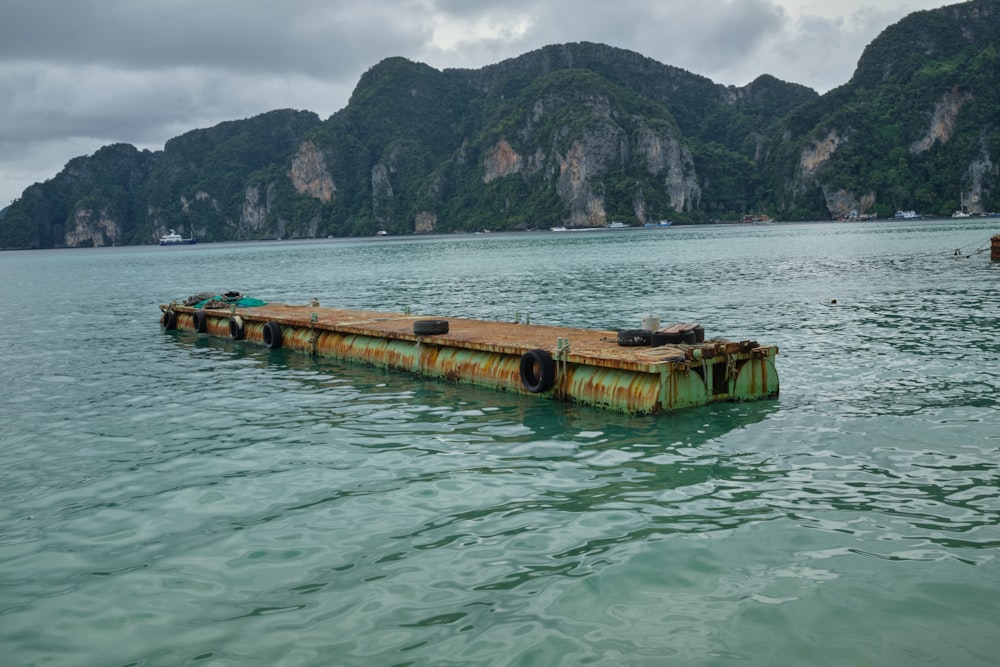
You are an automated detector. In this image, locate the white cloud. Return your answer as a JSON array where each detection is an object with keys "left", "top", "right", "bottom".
[{"left": 429, "top": 11, "right": 535, "bottom": 51}]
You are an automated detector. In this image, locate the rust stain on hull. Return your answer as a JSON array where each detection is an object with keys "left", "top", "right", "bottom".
[{"left": 160, "top": 302, "right": 779, "bottom": 414}]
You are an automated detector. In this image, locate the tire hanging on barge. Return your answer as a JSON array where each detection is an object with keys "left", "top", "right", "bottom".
[
  {"left": 192, "top": 309, "right": 207, "bottom": 333},
  {"left": 519, "top": 349, "right": 556, "bottom": 393},
  {"left": 229, "top": 316, "right": 244, "bottom": 340},
  {"left": 162, "top": 310, "right": 177, "bottom": 330},
  {"left": 263, "top": 321, "right": 283, "bottom": 349}
]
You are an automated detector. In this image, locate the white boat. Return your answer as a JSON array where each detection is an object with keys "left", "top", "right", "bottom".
[
  {"left": 159, "top": 229, "right": 196, "bottom": 245},
  {"left": 550, "top": 226, "right": 568, "bottom": 232},
  {"left": 893, "top": 210, "right": 922, "bottom": 220},
  {"left": 644, "top": 220, "right": 673, "bottom": 228},
  {"left": 954, "top": 192, "right": 971, "bottom": 218},
  {"left": 375, "top": 230, "right": 388, "bottom": 236},
  {"left": 608, "top": 221, "right": 629, "bottom": 229}
]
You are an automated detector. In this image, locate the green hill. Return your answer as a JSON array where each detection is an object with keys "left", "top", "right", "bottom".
[{"left": 2, "top": 0, "right": 997, "bottom": 249}]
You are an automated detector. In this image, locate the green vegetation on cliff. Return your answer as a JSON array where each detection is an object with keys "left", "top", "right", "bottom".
[
  {"left": 1, "top": 0, "right": 997, "bottom": 249},
  {"left": 776, "top": 0, "right": 1000, "bottom": 218}
]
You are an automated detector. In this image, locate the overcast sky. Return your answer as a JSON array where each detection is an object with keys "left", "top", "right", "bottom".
[{"left": 0, "top": 0, "right": 953, "bottom": 209}]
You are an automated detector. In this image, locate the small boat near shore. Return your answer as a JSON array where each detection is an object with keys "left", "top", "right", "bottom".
[
  {"left": 893, "top": 210, "right": 922, "bottom": 220},
  {"left": 159, "top": 230, "right": 197, "bottom": 245}
]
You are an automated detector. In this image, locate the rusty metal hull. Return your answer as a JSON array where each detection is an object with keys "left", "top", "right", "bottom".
[{"left": 161, "top": 303, "right": 779, "bottom": 414}]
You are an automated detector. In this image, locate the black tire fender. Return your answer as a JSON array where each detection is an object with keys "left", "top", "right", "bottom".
[
  {"left": 413, "top": 319, "right": 449, "bottom": 335},
  {"left": 263, "top": 321, "right": 283, "bottom": 349},
  {"left": 651, "top": 330, "right": 697, "bottom": 346},
  {"left": 162, "top": 310, "right": 177, "bottom": 330},
  {"left": 519, "top": 349, "right": 556, "bottom": 393},
  {"left": 229, "top": 316, "right": 244, "bottom": 341},
  {"left": 650, "top": 331, "right": 669, "bottom": 347},
  {"left": 617, "top": 329, "right": 651, "bottom": 346},
  {"left": 192, "top": 309, "right": 207, "bottom": 333}
]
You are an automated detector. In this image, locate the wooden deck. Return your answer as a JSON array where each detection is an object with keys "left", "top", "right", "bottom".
[{"left": 182, "top": 302, "right": 764, "bottom": 372}]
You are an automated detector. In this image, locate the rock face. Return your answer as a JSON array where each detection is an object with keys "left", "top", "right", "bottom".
[
  {"left": 557, "top": 140, "right": 610, "bottom": 227},
  {"left": 290, "top": 141, "right": 335, "bottom": 202},
  {"left": 478, "top": 94, "right": 700, "bottom": 227},
  {"left": 372, "top": 164, "right": 394, "bottom": 225},
  {"left": 800, "top": 131, "right": 843, "bottom": 179},
  {"left": 910, "top": 87, "right": 970, "bottom": 154},
  {"left": 825, "top": 189, "right": 877, "bottom": 220},
  {"left": 966, "top": 146, "right": 995, "bottom": 213},
  {"left": 795, "top": 131, "right": 870, "bottom": 217},
  {"left": 241, "top": 183, "right": 274, "bottom": 234},
  {"left": 483, "top": 140, "right": 523, "bottom": 183},
  {"left": 414, "top": 211, "right": 437, "bottom": 233},
  {"left": 794, "top": 81, "right": 990, "bottom": 218},
  {"left": 635, "top": 124, "right": 700, "bottom": 213},
  {"left": 65, "top": 206, "right": 121, "bottom": 247}
]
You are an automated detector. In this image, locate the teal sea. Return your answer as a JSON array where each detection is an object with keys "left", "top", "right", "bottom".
[{"left": 1, "top": 220, "right": 998, "bottom": 666}]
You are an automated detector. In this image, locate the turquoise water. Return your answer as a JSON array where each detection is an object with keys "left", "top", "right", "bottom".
[{"left": 1, "top": 220, "right": 998, "bottom": 666}]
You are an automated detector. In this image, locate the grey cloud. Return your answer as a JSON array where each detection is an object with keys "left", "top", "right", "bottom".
[{"left": 0, "top": 0, "right": 425, "bottom": 79}]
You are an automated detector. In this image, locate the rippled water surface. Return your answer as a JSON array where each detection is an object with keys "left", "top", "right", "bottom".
[{"left": 2, "top": 221, "right": 999, "bottom": 666}]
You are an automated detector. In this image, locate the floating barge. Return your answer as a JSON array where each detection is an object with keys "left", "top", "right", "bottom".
[{"left": 159, "top": 299, "right": 779, "bottom": 414}]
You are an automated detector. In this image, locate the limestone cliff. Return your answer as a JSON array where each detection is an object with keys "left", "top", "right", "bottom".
[
  {"left": 557, "top": 140, "right": 611, "bottom": 227},
  {"left": 825, "top": 189, "right": 877, "bottom": 219},
  {"left": 372, "top": 164, "right": 394, "bottom": 225},
  {"left": 241, "top": 182, "right": 275, "bottom": 235},
  {"left": 800, "top": 131, "right": 843, "bottom": 179},
  {"left": 634, "top": 123, "right": 700, "bottom": 213},
  {"left": 910, "top": 87, "right": 970, "bottom": 154},
  {"left": 414, "top": 211, "right": 438, "bottom": 233},
  {"left": 483, "top": 140, "right": 523, "bottom": 183},
  {"left": 291, "top": 141, "right": 336, "bottom": 202},
  {"left": 64, "top": 206, "right": 122, "bottom": 247},
  {"left": 965, "top": 141, "right": 995, "bottom": 213},
  {"left": 478, "top": 90, "right": 700, "bottom": 227}
]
